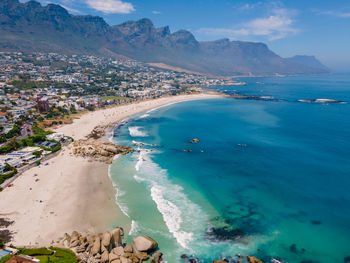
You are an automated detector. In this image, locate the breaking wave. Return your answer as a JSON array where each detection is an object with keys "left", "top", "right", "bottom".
[{"left": 128, "top": 126, "right": 148, "bottom": 137}]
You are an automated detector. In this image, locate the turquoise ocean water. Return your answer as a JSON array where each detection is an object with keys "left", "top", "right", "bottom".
[{"left": 109, "top": 74, "right": 350, "bottom": 263}]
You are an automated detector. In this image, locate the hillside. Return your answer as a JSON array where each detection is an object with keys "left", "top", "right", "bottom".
[{"left": 0, "top": 0, "right": 329, "bottom": 76}]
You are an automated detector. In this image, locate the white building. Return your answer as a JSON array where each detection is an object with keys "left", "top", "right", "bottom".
[{"left": 47, "top": 133, "right": 65, "bottom": 141}]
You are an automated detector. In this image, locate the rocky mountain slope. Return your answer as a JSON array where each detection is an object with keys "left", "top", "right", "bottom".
[{"left": 0, "top": 0, "right": 329, "bottom": 76}]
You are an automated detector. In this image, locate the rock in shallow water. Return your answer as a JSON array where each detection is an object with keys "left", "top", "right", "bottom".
[
  {"left": 151, "top": 251, "right": 163, "bottom": 263},
  {"left": 132, "top": 235, "right": 158, "bottom": 252}
]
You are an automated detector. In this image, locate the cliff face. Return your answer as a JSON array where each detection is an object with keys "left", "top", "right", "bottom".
[{"left": 0, "top": 0, "right": 329, "bottom": 75}]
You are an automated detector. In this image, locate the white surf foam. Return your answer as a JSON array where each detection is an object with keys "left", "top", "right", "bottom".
[
  {"left": 115, "top": 187, "right": 130, "bottom": 217},
  {"left": 132, "top": 151, "right": 208, "bottom": 250},
  {"left": 146, "top": 101, "right": 182, "bottom": 114},
  {"left": 128, "top": 126, "right": 148, "bottom": 137},
  {"left": 150, "top": 184, "right": 194, "bottom": 249},
  {"left": 108, "top": 163, "right": 129, "bottom": 218},
  {"left": 133, "top": 175, "right": 146, "bottom": 182},
  {"left": 129, "top": 220, "right": 139, "bottom": 235},
  {"left": 135, "top": 149, "right": 147, "bottom": 172},
  {"left": 139, "top": 113, "right": 150, "bottom": 119}
]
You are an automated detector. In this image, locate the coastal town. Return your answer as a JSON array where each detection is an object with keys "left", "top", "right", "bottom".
[
  {"left": 0, "top": 51, "right": 345, "bottom": 263},
  {"left": 0, "top": 51, "right": 238, "bottom": 190}
]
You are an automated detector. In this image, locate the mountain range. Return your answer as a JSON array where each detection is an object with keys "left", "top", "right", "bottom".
[{"left": 0, "top": 0, "right": 329, "bottom": 76}]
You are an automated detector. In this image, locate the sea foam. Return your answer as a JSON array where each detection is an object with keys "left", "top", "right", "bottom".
[
  {"left": 150, "top": 184, "right": 194, "bottom": 249},
  {"left": 115, "top": 187, "right": 130, "bottom": 217},
  {"left": 132, "top": 150, "right": 207, "bottom": 250},
  {"left": 139, "top": 113, "right": 150, "bottom": 119},
  {"left": 135, "top": 149, "right": 147, "bottom": 172},
  {"left": 128, "top": 126, "right": 148, "bottom": 137},
  {"left": 129, "top": 220, "right": 139, "bottom": 235}
]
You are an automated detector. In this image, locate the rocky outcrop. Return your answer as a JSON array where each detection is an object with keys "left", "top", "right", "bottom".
[
  {"left": 132, "top": 235, "right": 158, "bottom": 252},
  {"left": 87, "top": 125, "right": 108, "bottom": 140},
  {"left": 57, "top": 229, "right": 161, "bottom": 263},
  {"left": 71, "top": 140, "right": 134, "bottom": 163},
  {"left": 151, "top": 251, "right": 163, "bottom": 263},
  {"left": 247, "top": 256, "right": 263, "bottom": 263}
]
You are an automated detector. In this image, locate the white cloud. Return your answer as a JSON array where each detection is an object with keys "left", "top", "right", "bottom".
[
  {"left": 86, "top": 0, "right": 135, "bottom": 14},
  {"left": 152, "top": 10, "right": 161, "bottom": 15},
  {"left": 197, "top": 8, "right": 298, "bottom": 41},
  {"left": 238, "top": 2, "right": 263, "bottom": 11},
  {"left": 316, "top": 10, "right": 350, "bottom": 18}
]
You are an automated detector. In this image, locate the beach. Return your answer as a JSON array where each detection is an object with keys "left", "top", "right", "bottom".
[{"left": 0, "top": 93, "right": 222, "bottom": 247}]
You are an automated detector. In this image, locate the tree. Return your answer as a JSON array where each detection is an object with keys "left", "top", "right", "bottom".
[
  {"left": 33, "top": 151, "right": 43, "bottom": 158},
  {"left": 0, "top": 237, "right": 4, "bottom": 248},
  {"left": 70, "top": 104, "right": 77, "bottom": 113}
]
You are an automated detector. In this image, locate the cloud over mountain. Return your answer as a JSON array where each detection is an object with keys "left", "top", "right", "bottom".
[{"left": 86, "top": 0, "right": 135, "bottom": 14}]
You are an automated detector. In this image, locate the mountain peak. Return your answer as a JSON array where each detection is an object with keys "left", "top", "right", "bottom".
[
  {"left": 44, "top": 3, "right": 69, "bottom": 16},
  {"left": 117, "top": 18, "right": 156, "bottom": 36},
  {"left": 24, "top": 0, "right": 41, "bottom": 8},
  {"left": 157, "top": 26, "right": 171, "bottom": 37},
  {"left": 136, "top": 18, "right": 154, "bottom": 26},
  {"left": 0, "top": 4, "right": 328, "bottom": 76},
  {"left": 170, "top": 29, "right": 199, "bottom": 49},
  {"left": 286, "top": 55, "right": 329, "bottom": 72}
]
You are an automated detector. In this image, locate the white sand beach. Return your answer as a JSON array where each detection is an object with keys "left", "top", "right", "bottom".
[
  {"left": 54, "top": 93, "right": 222, "bottom": 140},
  {"left": 0, "top": 93, "right": 223, "bottom": 247}
]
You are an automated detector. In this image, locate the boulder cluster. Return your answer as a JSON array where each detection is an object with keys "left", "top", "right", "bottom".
[
  {"left": 87, "top": 125, "right": 108, "bottom": 140},
  {"left": 57, "top": 228, "right": 162, "bottom": 263},
  {"left": 72, "top": 140, "right": 134, "bottom": 163}
]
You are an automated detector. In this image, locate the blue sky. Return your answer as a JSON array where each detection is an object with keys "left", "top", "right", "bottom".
[{"left": 27, "top": 0, "right": 350, "bottom": 71}]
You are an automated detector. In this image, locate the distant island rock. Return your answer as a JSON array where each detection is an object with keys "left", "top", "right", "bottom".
[
  {"left": 0, "top": 0, "right": 330, "bottom": 76},
  {"left": 298, "top": 99, "right": 346, "bottom": 103}
]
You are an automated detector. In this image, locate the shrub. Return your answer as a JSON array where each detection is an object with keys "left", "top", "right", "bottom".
[
  {"left": 0, "top": 254, "right": 12, "bottom": 263},
  {"left": 0, "top": 167, "right": 17, "bottom": 184},
  {"left": 0, "top": 237, "right": 4, "bottom": 248},
  {"left": 21, "top": 247, "right": 54, "bottom": 256},
  {"left": 48, "top": 247, "right": 77, "bottom": 262},
  {"left": 33, "top": 151, "right": 43, "bottom": 158}
]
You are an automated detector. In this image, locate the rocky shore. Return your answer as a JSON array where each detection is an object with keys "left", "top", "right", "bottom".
[
  {"left": 57, "top": 228, "right": 162, "bottom": 263},
  {"left": 71, "top": 140, "right": 134, "bottom": 164}
]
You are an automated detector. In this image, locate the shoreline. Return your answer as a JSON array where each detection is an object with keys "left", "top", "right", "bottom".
[
  {"left": 54, "top": 92, "right": 225, "bottom": 141},
  {"left": 0, "top": 92, "right": 225, "bottom": 247}
]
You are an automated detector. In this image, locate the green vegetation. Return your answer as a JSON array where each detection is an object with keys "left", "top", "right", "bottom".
[
  {"left": 0, "top": 237, "right": 4, "bottom": 248},
  {"left": 10, "top": 247, "right": 78, "bottom": 263},
  {"left": 0, "top": 254, "right": 12, "bottom": 263},
  {"left": 101, "top": 96, "right": 131, "bottom": 102},
  {"left": 18, "top": 247, "right": 54, "bottom": 256},
  {"left": 85, "top": 105, "right": 95, "bottom": 111},
  {"left": 39, "top": 143, "right": 61, "bottom": 153},
  {"left": 0, "top": 165, "right": 17, "bottom": 184},
  {"left": 32, "top": 150, "right": 43, "bottom": 158},
  {"left": 9, "top": 80, "right": 76, "bottom": 91},
  {"left": 0, "top": 123, "right": 53, "bottom": 154},
  {"left": 3, "top": 125, "right": 21, "bottom": 139},
  {"left": 9, "top": 80, "right": 48, "bottom": 90},
  {"left": 32, "top": 123, "right": 52, "bottom": 142}
]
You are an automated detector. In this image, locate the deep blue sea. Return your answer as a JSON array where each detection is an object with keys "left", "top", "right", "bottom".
[{"left": 109, "top": 74, "right": 350, "bottom": 263}]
